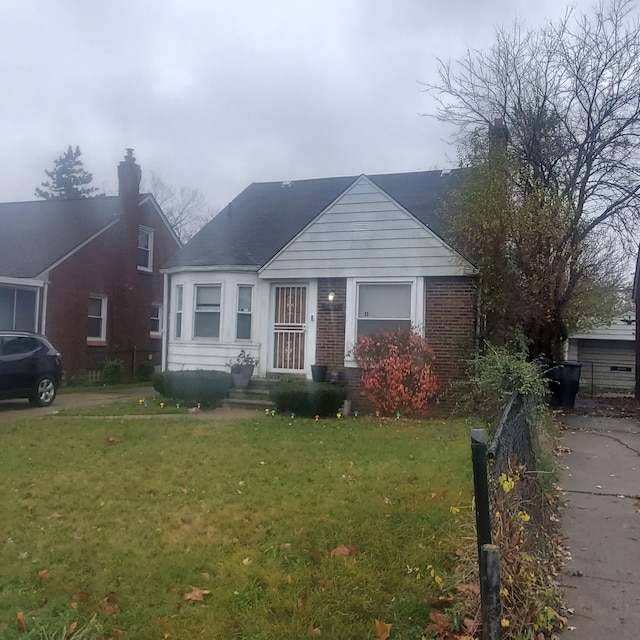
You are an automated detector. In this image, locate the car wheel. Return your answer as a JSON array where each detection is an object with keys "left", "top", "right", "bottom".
[{"left": 29, "top": 376, "right": 57, "bottom": 407}]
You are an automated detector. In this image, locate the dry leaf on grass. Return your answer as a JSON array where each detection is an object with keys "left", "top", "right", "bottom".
[
  {"left": 375, "top": 619, "right": 392, "bottom": 639},
  {"left": 36, "top": 569, "right": 51, "bottom": 581},
  {"left": 308, "top": 627, "right": 321, "bottom": 636},
  {"left": 424, "top": 611, "right": 452, "bottom": 635},
  {"left": 65, "top": 621, "right": 77, "bottom": 638},
  {"left": 16, "top": 611, "right": 26, "bottom": 632},
  {"left": 329, "top": 544, "right": 358, "bottom": 557},
  {"left": 101, "top": 592, "right": 119, "bottom": 615},
  {"left": 183, "top": 585, "right": 210, "bottom": 603}
]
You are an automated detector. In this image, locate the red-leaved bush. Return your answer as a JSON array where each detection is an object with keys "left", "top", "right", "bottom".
[{"left": 352, "top": 328, "right": 439, "bottom": 418}]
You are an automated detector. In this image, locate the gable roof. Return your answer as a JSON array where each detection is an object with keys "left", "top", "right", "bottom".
[
  {"left": 0, "top": 195, "right": 170, "bottom": 279},
  {"left": 163, "top": 169, "right": 463, "bottom": 271}
]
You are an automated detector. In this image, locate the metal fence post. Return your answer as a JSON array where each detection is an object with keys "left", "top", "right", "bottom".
[
  {"left": 481, "top": 544, "right": 502, "bottom": 640},
  {"left": 471, "top": 428, "right": 492, "bottom": 557}
]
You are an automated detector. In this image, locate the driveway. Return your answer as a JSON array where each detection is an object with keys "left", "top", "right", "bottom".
[{"left": 0, "top": 386, "right": 155, "bottom": 421}]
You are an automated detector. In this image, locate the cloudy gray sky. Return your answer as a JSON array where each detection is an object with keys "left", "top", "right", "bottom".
[{"left": 1, "top": 0, "right": 573, "bottom": 212}]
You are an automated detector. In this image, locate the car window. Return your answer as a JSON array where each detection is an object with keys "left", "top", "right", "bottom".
[{"left": 1, "top": 336, "right": 38, "bottom": 355}]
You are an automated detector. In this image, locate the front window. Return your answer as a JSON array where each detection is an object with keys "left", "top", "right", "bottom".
[
  {"left": 174, "top": 285, "right": 183, "bottom": 339},
  {"left": 88, "top": 295, "right": 107, "bottom": 341},
  {"left": 150, "top": 303, "right": 162, "bottom": 337},
  {"left": 194, "top": 285, "right": 221, "bottom": 338},
  {"left": 0, "top": 285, "right": 37, "bottom": 331},
  {"left": 236, "top": 285, "right": 253, "bottom": 340},
  {"left": 137, "top": 227, "right": 154, "bottom": 271},
  {"left": 357, "top": 283, "right": 412, "bottom": 337}
]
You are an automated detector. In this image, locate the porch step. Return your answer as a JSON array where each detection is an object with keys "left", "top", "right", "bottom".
[{"left": 223, "top": 378, "right": 276, "bottom": 411}]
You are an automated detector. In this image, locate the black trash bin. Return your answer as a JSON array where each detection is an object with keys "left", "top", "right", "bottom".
[{"left": 548, "top": 361, "right": 582, "bottom": 409}]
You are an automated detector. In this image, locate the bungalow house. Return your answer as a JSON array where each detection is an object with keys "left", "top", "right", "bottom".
[
  {"left": 160, "top": 170, "right": 478, "bottom": 406},
  {"left": 0, "top": 150, "right": 181, "bottom": 381}
]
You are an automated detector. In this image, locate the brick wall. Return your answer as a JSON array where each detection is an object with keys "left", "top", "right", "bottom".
[
  {"left": 313, "top": 276, "right": 478, "bottom": 415},
  {"left": 425, "top": 276, "right": 478, "bottom": 407},
  {"left": 315, "top": 278, "right": 347, "bottom": 374}
]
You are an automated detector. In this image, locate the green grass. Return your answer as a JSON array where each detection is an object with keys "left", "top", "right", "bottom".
[{"left": 0, "top": 412, "right": 473, "bottom": 640}]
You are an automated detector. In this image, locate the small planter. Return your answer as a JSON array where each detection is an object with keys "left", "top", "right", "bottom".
[
  {"left": 311, "top": 364, "right": 328, "bottom": 382},
  {"left": 231, "top": 364, "right": 254, "bottom": 389}
]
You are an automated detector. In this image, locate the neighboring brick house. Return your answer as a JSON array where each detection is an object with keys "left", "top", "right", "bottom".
[
  {"left": 0, "top": 150, "right": 181, "bottom": 381},
  {"left": 161, "top": 170, "right": 478, "bottom": 408}
]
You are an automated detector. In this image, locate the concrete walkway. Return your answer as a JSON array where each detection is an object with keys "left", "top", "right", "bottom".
[{"left": 558, "top": 409, "right": 640, "bottom": 638}]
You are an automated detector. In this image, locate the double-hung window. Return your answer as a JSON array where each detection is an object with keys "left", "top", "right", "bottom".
[
  {"left": 88, "top": 295, "right": 107, "bottom": 342},
  {"left": 236, "top": 285, "right": 253, "bottom": 340},
  {"left": 150, "top": 303, "right": 162, "bottom": 337},
  {"left": 174, "top": 285, "right": 183, "bottom": 339},
  {"left": 194, "top": 285, "right": 221, "bottom": 338},
  {"left": 137, "top": 227, "right": 154, "bottom": 271},
  {"left": 357, "top": 283, "right": 412, "bottom": 337}
]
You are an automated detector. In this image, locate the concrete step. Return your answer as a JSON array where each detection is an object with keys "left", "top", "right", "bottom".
[{"left": 223, "top": 396, "right": 275, "bottom": 411}]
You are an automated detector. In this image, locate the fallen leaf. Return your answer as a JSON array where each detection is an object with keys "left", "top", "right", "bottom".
[
  {"left": 101, "top": 592, "right": 119, "bottom": 615},
  {"left": 455, "top": 582, "right": 480, "bottom": 597},
  {"left": 66, "top": 621, "right": 77, "bottom": 638},
  {"left": 375, "top": 619, "right": 392, "bottom": 640},
  {"left": 183, "top": 585, "right": 210, "bottom": 603},
  {"left": 16, "top": 611, "right": 26, "bottom": 632},
  {"left": 37, "top": 569, "right": 51, "bottom": 581},
  {"left": 383, "top": 497, "right": 394, "bottom": 505},
  {"left": 424, "top": 611, "right": 452, "bottom": 635},
  {"left": 309, "top": 549, "right": 323, "bottom": 562},
  {"left": 329, "top": 544, "right": 358, "bottom": 557},
  {"left": 318, "top": 577, "right": 333, "bottom": 591},
  {"left": 298, "top": 592, "right": 308, "bottom": 609},
  {"left": 106, "top": 436, "right": 120, "bottom": 445},
  {"left": 308, "top": 628, "right": 321, "bottom": 636},
  {"left": 429, "top": 596, "right": 455, "bottom": 608},
  {"left": 111, "top": 629, "right": 127, "bottom": 638}
]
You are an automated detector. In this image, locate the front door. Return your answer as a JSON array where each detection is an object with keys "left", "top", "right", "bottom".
[{"left": 272, "top": 285, "right": 307, "bottom": 371}]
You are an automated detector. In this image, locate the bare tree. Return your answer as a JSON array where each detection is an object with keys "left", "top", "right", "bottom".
[
  {"left": 424, "top": 0, "right": 640, "bottom": 254},
  {"left": 146, "top": 173, "right": 215, "bottom": 243}
]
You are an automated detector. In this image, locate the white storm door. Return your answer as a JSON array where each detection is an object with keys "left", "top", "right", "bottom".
[{"left": 272, "top": 285, "right": 307, "bottom": 371}]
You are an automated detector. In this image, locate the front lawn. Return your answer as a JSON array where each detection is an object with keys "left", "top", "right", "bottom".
[{"left": 0, "top": 412, "right": 473, "bottom": 640}]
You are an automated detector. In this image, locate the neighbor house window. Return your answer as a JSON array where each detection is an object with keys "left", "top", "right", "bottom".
[
  {"left": 194, "top": 284, "right": 221, "bottom": 338},
  {"left": 357, "top": 283, "right": 412, "bottom": 337},
  {"left": 236, "top": 285, "right": 253, "bottom": 340},
  {"left": 0, "top": 285, "right": 37, "bottom": 331},
  {"left": 137, "top": 227, "right": 154, "bottom": 271},
  {"left": 150, "top": 303, "right": 162, "bottom": 337},
  {"left": 88, "top": 295, "right": 107, "bottom": 341},
  {"left": 174, "top": 285, "right": 183, "bottom": 339}
]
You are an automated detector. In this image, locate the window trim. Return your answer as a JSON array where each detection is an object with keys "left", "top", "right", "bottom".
[
  {"left": 174, "top": 284, "right": 183, "bottom": 339},
  {"left": 87, "top": 294, "right": 108, "bottom": 344},
  {"left": 137, "top": 226, "right": 154, "bottom": 272},
  {"left": 193, "top": 283, "right": 222, "bottom": 339},
  {"left": 150, "top": 303, "right": 162, "bottom": 338},
  {"left": 344, "top": 277, "right": 423, "bottom": 366},
  {"left": 236, "top": 284, "right": 253, "bottom": 341}
]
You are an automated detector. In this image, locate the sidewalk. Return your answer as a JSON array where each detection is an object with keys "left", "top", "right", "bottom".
[{"left": 558, "top": 404, "right": 640, "bottom": 638}]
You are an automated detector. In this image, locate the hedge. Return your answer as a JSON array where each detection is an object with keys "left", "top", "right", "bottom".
[
  {"left": 269, "top": 378, "right": 348, "bottom": 417},
  {"left": 152, "top": 370, "right": 232, "bottom": 407}
]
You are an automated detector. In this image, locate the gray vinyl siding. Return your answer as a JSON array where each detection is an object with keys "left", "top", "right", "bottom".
[
  {"left": 577, "top": 340, "right": 635, "bottom": 391},
  {"left": 260, "top": 177, "right": 474, "bottom": 279}
]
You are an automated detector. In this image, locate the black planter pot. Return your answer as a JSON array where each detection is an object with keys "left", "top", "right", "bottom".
[{"left": 311, "top": 364, "right": 328, "bottom": 382}]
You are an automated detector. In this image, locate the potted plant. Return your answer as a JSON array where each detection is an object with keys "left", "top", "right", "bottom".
[{"left": 229, "top": 350, "right": 259, "bottom": 389}]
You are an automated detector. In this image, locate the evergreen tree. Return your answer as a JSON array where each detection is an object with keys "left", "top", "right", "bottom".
[{"left": 35, "top": 146, "right": 102, "bottom": 199}]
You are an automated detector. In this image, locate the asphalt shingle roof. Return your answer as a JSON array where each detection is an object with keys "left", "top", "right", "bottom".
[
  {"left": 0, "top": 197, "right": 122, "bottom": 278},
  {"left": 163, "top": 169, "right": 463, "bottom": 270}
]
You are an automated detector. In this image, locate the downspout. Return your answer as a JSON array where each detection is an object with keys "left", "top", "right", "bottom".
[
  {"left": 41, "top": 280, "right": 49, "bottom": 334},
  {"left": 162, "top": 272, "right": 169, "bottom": 371}
]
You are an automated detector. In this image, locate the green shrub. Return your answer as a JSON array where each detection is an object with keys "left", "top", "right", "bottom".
[
  {"left": 269, "top": 378, "right": 348, "bottom": 417},
  {"left": 102, "top": 359, "right": 124, "bottom": 385},
  {"left": 135, "top": 361, "right": 155, "bottom": 382},
  {"left": 466, "top": 344, "right": 546, "bottom": 427},
  {"left": 152, "top": 369, "right": 233, "bottom": 407}
]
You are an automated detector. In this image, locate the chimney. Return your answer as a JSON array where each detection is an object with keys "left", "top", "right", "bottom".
[
  {"left": 118, "top": 148, "right": 141, "bottom": 200},
  {"left": 488, "top": 118, "right": 510, "bottom": 147}
]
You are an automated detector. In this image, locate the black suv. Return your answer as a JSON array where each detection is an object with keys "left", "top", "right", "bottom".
[{"left": 0, "top": 331, "right": 62, "bottom": 407}]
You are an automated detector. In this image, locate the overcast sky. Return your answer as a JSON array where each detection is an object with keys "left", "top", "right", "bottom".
[{"left": 1, "top": 0, "right": 575, "bottom": 212}]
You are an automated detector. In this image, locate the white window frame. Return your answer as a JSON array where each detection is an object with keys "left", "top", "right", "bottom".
[
  {"left": 137, "top": 226, "right": 154, "bottom": 272},
  {"left": 344, "top": 277, "right": 424, "bottom": 366},
  {"left": 87, "top": 294, "right": 107, "bottom": 344},
  {"left": 236, "top": 285, "right": 253, "bottom": 341},
  {"left": 193, "top": 284, "right": 222, "bottom": 339},
  {"left": 150, "top": 303, "right": 162, "bottom": 338},
  {"left": 174, "top": 284, "right": 183, "bottom": 339}
]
